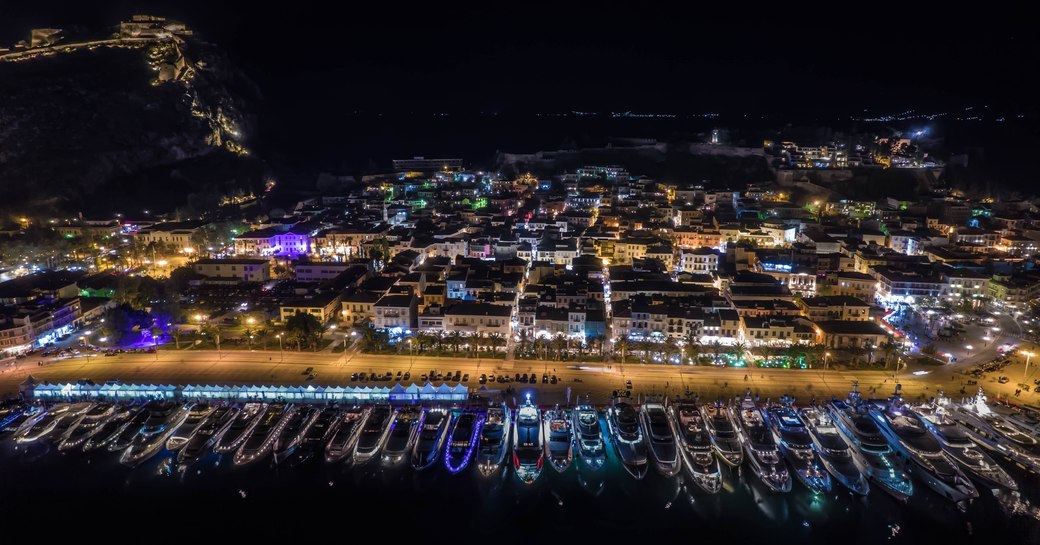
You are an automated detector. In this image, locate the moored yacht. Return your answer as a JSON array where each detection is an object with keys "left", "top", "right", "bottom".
[
  {"left": 513, "top": 395, "right": 543, "bottom": 484},
  {"left": 951, "top": 388, "right": 1040, "bottom": 474},
  {"left": 640, "top": 402, "right": 680, "bottom": 478},
  {"left": 765, "top": 397, "right": 831, "bottom": 494},
  {"left": 57, "top": 402, "right": 117, "bottom": 451},
  {"left": 476, "top": 403, "right": 511, "bottom": 477},
  {"left": 352, "top": 405, "right": 395, "bottom": 464},
  {"left": 798, "top": 405, "right": 869, "bottom": 495},
  {"left": 869, "top": 394, "right": 977, "bottom": 504},
  {"left": 572, "top": 404, "right": 605, "bottom": 470},
  {"left": 1, "top": 404, "right": 42, "bottom": 433},
  {"left": 177, "top": 405, "right": 238, "bottom": 466},
  {"left": 213, "top": 402, "right": 266, "bottom": 454},
  {"left": 166, "top": 403, "right": 214, "bottom": 451},
  {"left": 411, "top": 407, "right": 451, "bottom": 471},
  {"left": 914, "top": 393, "right": 1017, "bottom": 491},
  {"left": 445, "top": 409, "right": 484, "bottom": 474},
  {"left": 105, "top": 404, "right": 154, "bottom": 452},
  {"left": 733, "top": 392, "right": 791, "bottom": 493},
  {"left": 606, "top": 400, "right": 647, "bottom": 479},
  {"left": 543, "top": 406, "right": 574, "bottom": 473},
  {"left": 825, "top": 384, "right": 913, "bottom": 502},
  {"left": 291, "top": 407, "right": 340, "bottom": 465},
  {"left": 233, "top": 403, "right": 293, "bottom": 466},
  {"left": 325, "top": 407, "right": 367, "bottom": 463},
  {"left": 669, "top": 402, "right": 722, "bottom": 494},
  {"left": 700, "top": 401, "right": 743, "bottom": 467},
  {"left": 381, "top": 405, "right": 421, "bottom": 467},
  {"left": 120, "top": 401, "right": 191, "bottom": 466},
  {"left": 273, "top": 406, "right": 320, "bottom": 464},
  {"left": 15, "top": 402, "right": 91, "bottom": 444}
]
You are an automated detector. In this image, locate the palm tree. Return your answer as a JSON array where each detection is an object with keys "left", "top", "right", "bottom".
[
  {"left": 881, "top": 341, "right": 899, "bottom": 369},
  {"left": 710, "top": 340, "right": 723, "bottom": 365},
  {"left": 729, "top": 341, "right": 748, "bottom": 364},
  {"left": 551, "top": 334, "right": 567, "bottom": 361},
  {"left": 616, "top": 337, "right": 630, "bottom": 364},
  {"left": 664, "top": 337, "right": 680, "bottom": 364},
  {"left": 517, "top": 329, "right": 530, "bottom": 358},
  {"left": 448, "top": 330, "right": 463, "bottom": 354},
  {"left": 683, "top": 330, "right": 700, "bottom": 365}
]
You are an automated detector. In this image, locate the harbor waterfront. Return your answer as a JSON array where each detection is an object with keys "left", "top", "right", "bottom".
[
  {"left": 0, "top": 349, "right": 1025, "bottom": 405},
  {"left": 2, "top": 389, "right": 1039, "bottom": 544}
]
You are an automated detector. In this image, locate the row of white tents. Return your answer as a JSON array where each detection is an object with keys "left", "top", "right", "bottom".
[{"left": 31, "top": 381, "right": 470, "bottom": 403}]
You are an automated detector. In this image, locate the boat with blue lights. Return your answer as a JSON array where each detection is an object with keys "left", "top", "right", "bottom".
[
  {"left": 543, "top": 406, "right": 574, "bottom": 473},
  {"left": 411, "top": 407, "right": 451, "bottom": 471},
  {"left": 798, "top": 405, "right": 869, "bottom": 495},
  {"left": 446, "top": 409, "right": 484, "bottom": 474},
  {"left": 352, "top": 404, "right": 395, "bottom": 464},
  {"left": 233, "top": 402, "right": 294, "bottom": 466},
  {"left": 700, "top": 400, "right": 743, "bottom": 468},
  {"left": 606, "top": 400, "right": 647, "bottom": 479},
  {"left": 765, "top": 397, "right": 831, "bottom": 494},
  {"left": 121, "top": 401, "right": 190, "bottom": 466},
  {"left": 177, "top": 405, "right": 238, "bottom": 466},
  {"left": 572, "top": 404, "right": 605, "bottom": 471},
  {"left": 869, "top": 393, "right": 977, "bottom": 504},
  {"left": 733, "top": 392, "right": 791, "bottom": 493},
  {"left": 513, "top": 396, "right": 543, "bottom": 483},
  {"left": 274, "top": 406, "right": 320, "bottom": 464},
  {"left": 640, "top": 402, "right": 680, "bottom": 478},
  {"left": 669, "top": 402, "right": 722, "bottom": 494},
  {"left": 1, "top": 404, "right": 41, "bottom": 433},
  {"left": 213, "top": 402, "right": 265, "bottom": 454},
  {"left": 106, "top": 401, "right": 168, "bottom": 452},
  {"left": 825, "top": 383, "right": 913, "bottom": 502},
  {"left": 914, "top": 393, "right": 1017, "bottom": 491},
  {"left": 477, "top": 402, "right": 511, "bottom": 476},
  {"left": 382, "top": 405, "right": 421, "bottom": 466}
]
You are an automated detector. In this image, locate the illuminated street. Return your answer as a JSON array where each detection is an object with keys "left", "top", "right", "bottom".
[{"left": 5, "top": 347, "right": 1037, "bottom": 405}]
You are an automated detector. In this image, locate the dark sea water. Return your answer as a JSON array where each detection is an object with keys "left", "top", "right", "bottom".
[{"left": 2, "top": 413, "right": 1039, "bottom": 545}]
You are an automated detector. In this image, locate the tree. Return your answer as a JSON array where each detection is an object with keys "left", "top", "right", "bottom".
[
  {"left": 101, "top": 304, "right": 152, "bottom": 345},
  {"left": 166, "top": 266, "right": 203, "bottom": 294},
  {"left": 616, "top": 337, "right": 629, "bottom": 363},
  {"left": 551, "top": 334, "right": 567, "bottom": 361},
  {"left": 684, "top": 331, "right": 701, "bottom": 365},
  {"left": 285, "top": 312, "right": 322, "bottom": 350},
  {"left": 517, "top": 329, "right": 530, "bottom": 358},
  {"left": 448, "top": 330, "right": 463, "bottom": 354}
]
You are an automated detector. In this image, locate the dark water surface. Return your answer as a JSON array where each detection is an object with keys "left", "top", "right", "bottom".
[{"left": 2, "top": 414, "right": 1039, "bottom": 544}]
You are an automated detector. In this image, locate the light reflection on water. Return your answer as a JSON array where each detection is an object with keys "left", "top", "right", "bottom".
[{"left": 1, "top": 415, "right": 1038, "bottom": 545}]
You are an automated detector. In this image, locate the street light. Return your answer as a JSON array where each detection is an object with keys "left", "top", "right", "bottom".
[
  {"left": 1024, "top": 351, "right": 1035, "bottom": 382},
  {"left": 824, "top": 352, "right": 831, "bottom": 370},
  {"left": 276, "top": 333, "right": 283, "bottom": 362}
]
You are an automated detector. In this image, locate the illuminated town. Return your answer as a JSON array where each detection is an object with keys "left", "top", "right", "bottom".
[{"left": 1, "top": 9, "right": 1039, "bottom": 544}]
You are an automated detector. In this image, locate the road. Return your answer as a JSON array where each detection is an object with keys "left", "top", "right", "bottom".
[{"left": 4, "top": 347, "right": 1032, "bottom": 406}]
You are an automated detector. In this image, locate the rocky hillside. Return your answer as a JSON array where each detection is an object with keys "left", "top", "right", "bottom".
[{"left": 0, "top": 36, "right": 270, "bottom": 217}]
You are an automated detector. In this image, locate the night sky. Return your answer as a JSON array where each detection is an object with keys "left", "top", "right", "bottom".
[
  {"left": 4, "top": 3, "right": 1037, "bottom": 117},
  {"left": 3, "top": 3, "right": 1039, "bottom": 175}
]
